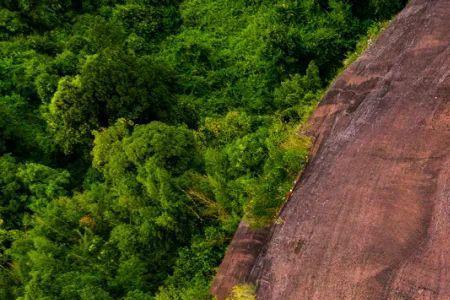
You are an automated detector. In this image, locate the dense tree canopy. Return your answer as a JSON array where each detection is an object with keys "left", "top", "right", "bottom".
[{"left": 0, "top": 0, "right": 406, "bottom": 298}]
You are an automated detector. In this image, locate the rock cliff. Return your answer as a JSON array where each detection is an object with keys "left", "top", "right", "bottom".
[{"left": 212, "top": 0, "right": 450, "bottom": 298}]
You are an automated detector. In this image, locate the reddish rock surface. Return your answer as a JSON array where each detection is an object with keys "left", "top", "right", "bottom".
[
  {"left": 211, "top": 223, "right": 270, "bottom": 300},
  {"left": 212, "top": 0, "right": 450, "bottom": 299}
]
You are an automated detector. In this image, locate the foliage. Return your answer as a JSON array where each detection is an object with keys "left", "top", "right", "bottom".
[
  {"left": 0, "top": 154, "right": 69, "bottom": 298},
  {"left": 226, "top": 284, "right": 256, "bottom": 300},
  {"left": 47, "top": 50, "right": 179, "bottom": 153},
  {"left": 0, "top": 0, "right": 406, "bottom": 299},
  {"left": 349, "top": 0, "right": 408, "bottom": 20},
  {"left": 342, "top": 20, "right": 390, "bottom": 70}
]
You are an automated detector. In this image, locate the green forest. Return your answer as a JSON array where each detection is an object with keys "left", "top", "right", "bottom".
[{"left": 0, "top": 1, "right": 406, "bottom": 299}]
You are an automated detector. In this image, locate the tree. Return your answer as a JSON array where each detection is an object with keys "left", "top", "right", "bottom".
[
  {"left": 9, "top": 120, "right": 204, "bottom": 298},
  {"left": 0, "top": 155, "right": 70, "bottom": 298},
  {"left": 47, "top": 50, "right": 177, "bottom": 153}
]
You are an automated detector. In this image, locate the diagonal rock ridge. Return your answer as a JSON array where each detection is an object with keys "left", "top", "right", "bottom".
[{"left": 212, "top": 0, "right": 450, "bottom": 299}]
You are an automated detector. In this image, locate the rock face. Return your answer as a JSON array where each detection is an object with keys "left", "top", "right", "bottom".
[
  {"left": 211, "top": 223, "right": 270, "bottom": 300},
  {"left": 212, "top": 0, "right": 450, "bottom": 299}
]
